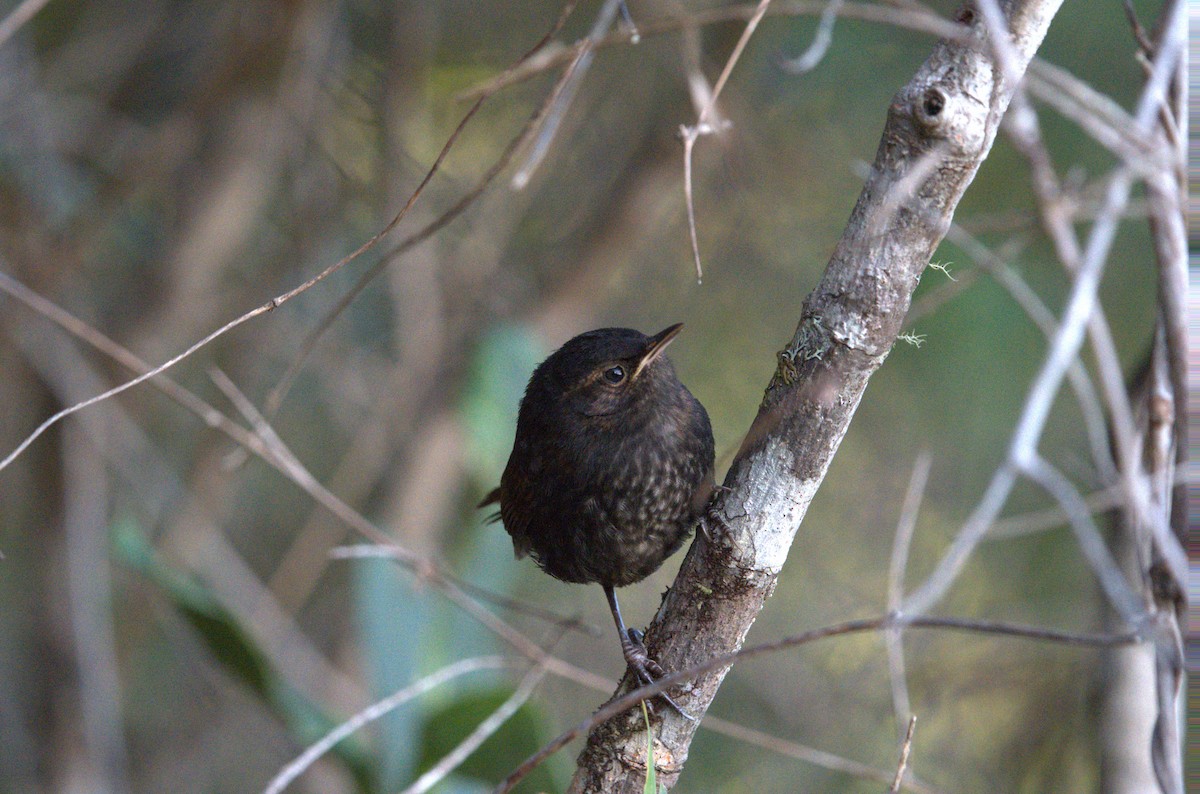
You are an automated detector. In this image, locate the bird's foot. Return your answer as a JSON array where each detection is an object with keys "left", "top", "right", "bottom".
[
  {"left": 699, "top": 502, "right": 734, "bottom": 545},
  {"left": 621, "top": 628, "right": 696, "bottom": 721}
]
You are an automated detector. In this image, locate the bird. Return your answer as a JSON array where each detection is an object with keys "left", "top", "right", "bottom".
[{"left": 480, "top": 324, "right": 715, "bottom": 714}]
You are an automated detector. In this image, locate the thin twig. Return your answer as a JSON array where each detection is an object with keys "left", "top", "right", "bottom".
[
  {"left": 1019, "top": 455, "right": 1143, "bottom": 623},
  {"left": 1025, "top": 60, "right": 1160, "bottom": 170},
  {"left": 0, "top": 0, "right": 52, "bottom": 49},
  {"left": 459, "top": 2, "right": 969, "bottom": 101},
  {"left": 888, "top": 715, "right": 917, "bottom": 793},
  {"left": 203, "top": 367, "right": 412, "bottom": 558},
  {"left": 401, "top": 658, "right": 551, "bottom": 794},
  {"left": 262, "top": 656, "right": 515, "bottom": 794},
  {"left": 885, "top": 452, "right": 930, "bottom": 738},
  {"left": 680, "top": 129, "right": 705, "bottom": 281},
  {"left": 986, "top": 473, "right": 1195, "bottom": 540},
  {"left": 680, "top": 0, "right": 772, "bottom": 280},
  {"left": 0, "top": 2, "right": 585, "bottom": 475},
  {"left": 261, "top": 3, "right": 581, "bottom": 419},
  {"left": 901, "top": 15, "right": 1185, "bottom": 617},
  {"left": 495, "top": 615, "right": 1139, "bottom": 791},
  {"left": 330, "top": 545, "right": 600, "bottom": 635},
  {"left": 779, "top": 0, "right": 844, "bottom": 73},
  {"left": 699, "top": 714, "right": 940, "bottom": 793},
  {"left": 511, "top": 0, "right": 619, "bottom": 189},
  {"left": 997, "top": 70, "right": 1157, "bottom": 594},
  {"left": 0, "top": 296, "right": 273, "bottom": 474},
  {"left": 0, "top": 270, "right": 610, "bottom": 685},
  {"left": 944, "top": 224, "right": 1117, "bottom": 485}
]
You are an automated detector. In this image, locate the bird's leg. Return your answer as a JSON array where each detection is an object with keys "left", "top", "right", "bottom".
[{"left": 604, "top": 585, "right": 695, "bottom": 721}]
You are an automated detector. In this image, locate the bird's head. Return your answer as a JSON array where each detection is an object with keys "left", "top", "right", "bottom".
[{"left": 539, "top": 324, "right": 685, "bottom": 419}]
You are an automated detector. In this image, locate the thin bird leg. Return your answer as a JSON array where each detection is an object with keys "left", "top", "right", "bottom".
[{"left": 603, "top": 585, "right": 696, "bottom": 720}]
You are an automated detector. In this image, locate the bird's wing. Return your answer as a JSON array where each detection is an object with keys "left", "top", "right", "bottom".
[{"left": 496, "top": 464, "right": 536, "bottom": 560}]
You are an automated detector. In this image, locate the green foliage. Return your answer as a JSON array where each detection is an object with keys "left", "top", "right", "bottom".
[
  {"left": 642, "top": 702, "right": 657, "bottom": 794},
  {"left": 460, "top": 323, "right": 545, "bottom": 488},
  {"left": 112, "top": 517, "right": 374, "bottom": 792},
  {"left": 352, "top": 557, "right": 430, "bottom": 790},
  {"left": 415, "top": 685, "right": 559, "bottom": 793}
]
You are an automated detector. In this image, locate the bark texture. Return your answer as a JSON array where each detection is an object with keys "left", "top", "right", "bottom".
[{"left": 568, "top": 1, "right": 1065, "bottom": 791}]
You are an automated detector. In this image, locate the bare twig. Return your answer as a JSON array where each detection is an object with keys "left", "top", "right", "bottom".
[
  {"left": 885, "top": 452, "right": 930, "bottom": 738},
  {"left": 501, "top": 615, "right": 1139, "bottom": 791},
  {"left": 902, "top": 7, "right": 1185, "bottom": 617},
  {"left": 986, "top": 471, "right": 1196, "bottom": 540},
  {"left": 888, "top": 715, "right": 918, "bottom": 793},
  {"left": 460, "top": 2, "right": 969, "bottom": 101},
  {"left": 401, "top": 659, "right": 551, "bottom": 794},
  {"left": 511, "top": 0, "right": 621, "bottom": 189},
  {"left": 1019, "top": 455, "right": 1142, "bottom": 621},
  {"left": 944, "top": 224, "right": 1117, "bottom": 485},
  {"left": 997, "top": 71, "right": 1157, "bottom": 584},
  {"left": 260, "top": 2, "right": 580, "bottom": 419},
  {"left": 779, "top": 0, "right": 844, "bottom": 74},
  {"left": 0, "top": 270, "right": 610, "bottom": 697},
  {"left": 330, "top": 545, "right": 599, "bottom": 635},
  {"left": 0, "top": 3, "right": 583, "bottom": 475},
  {"left": 1024, "top": 60, "right": 1161, "bottom": 171},
  {"left": 0, "top": 297, "right": 273, "bottom": 474},
  {"left": 698, "top": 714, "right": 940, "bottom": 793},
  {"left": 262, "top": 656, "right": 515, "bottom": 794},
  {"left": 0, "top": 0, "right": 52, "bottom": 49},
  {"left": 680, "top": 0, "right": 771, "bottom": 280}
]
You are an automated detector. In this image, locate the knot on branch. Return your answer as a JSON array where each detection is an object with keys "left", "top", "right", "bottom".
[
  {"left": 889, "top": 27, "right": 999, "bottom": 161},
  {"left": 918, "top": 87, "right": 947, "bottom": 123},
  {"left": 902, "top": 78, "right": 983, "bottom": 157}
]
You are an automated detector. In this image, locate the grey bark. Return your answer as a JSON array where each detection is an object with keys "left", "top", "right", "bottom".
[{"left": 568, "top": 1, "right": 1065, "bottom": 791}]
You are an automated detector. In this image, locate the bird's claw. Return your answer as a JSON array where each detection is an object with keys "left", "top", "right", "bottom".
[
  {"left": 699, "top": 502, "right": 734, "bottom": 545},
  {"left": 621, "top": 628, "right": 697, "bottom": 722}
]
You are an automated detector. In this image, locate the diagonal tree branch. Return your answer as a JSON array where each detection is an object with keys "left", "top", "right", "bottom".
[{"left": 567, "top": 1, "right": 1065, "bottom": 790}]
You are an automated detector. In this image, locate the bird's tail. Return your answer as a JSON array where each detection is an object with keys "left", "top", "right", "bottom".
[{"left": 478, "top": 486, "right": 502, "bottom": 524}]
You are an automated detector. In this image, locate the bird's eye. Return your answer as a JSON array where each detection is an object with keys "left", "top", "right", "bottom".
[{"left": 602, "top": 365, "right": 626, "bottom": 384}]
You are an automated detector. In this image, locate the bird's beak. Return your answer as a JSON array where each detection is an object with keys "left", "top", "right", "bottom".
[{"left": 633, "top": 323, "right": 683, "bottom": 379}]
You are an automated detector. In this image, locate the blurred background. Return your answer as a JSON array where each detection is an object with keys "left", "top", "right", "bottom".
[{"left": 0, "top": 0, "right": 1170, "bottom": 791}]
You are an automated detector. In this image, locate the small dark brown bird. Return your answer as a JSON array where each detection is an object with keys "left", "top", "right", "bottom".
[{"left": 481, "top": 324, "right": 715, "bottom": 712}]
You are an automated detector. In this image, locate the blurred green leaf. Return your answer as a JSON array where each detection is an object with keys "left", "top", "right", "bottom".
[
  {"left": 459, "top": 323, "right": 544, "bottom": 487},
  {"left": 416, "top": 685, "right": 559, "bottom": 793},
  {"left": 111, "top": 517, "right": 374, "bottom": 791},
  {"left": 352, "top": 556, "right": 429, "bottom": 790},
  {"left": 641, "top": 702, "right": 656, "bottom": 794}
]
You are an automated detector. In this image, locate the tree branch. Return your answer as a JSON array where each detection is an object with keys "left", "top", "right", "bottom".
[{"left": 567, "top": 1, "right": 1065, "bottom": 790}]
